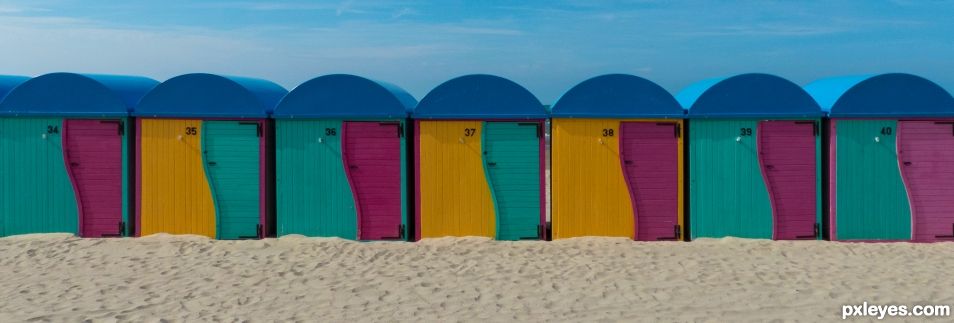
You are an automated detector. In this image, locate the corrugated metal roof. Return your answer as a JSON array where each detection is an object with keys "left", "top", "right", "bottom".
[
  {"left": 0, "top": 73, "right": 157, "bottom": 117},
  {"left": 550, "top": 74, "right": 683, "bottom": 118},
  {"left": 413, "top": 74, "right": 545, "bottom": 119},
  {"left": 273, "top": 74, "right": 416, "bottom": 119},
  {"left": 677, "top": 73, "right": 822, "bottom": 119},
  {"left": 804, "top": 73, "right": 954, "bottom": 117},
  {"left": 135, "top": 73, "right": 287, "bottom": 118}
]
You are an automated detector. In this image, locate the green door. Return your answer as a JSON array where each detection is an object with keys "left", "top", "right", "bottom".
[
  {"left": 689, "top": 120, "right": 772, "bottom": 239},
  {"left": 275, "top": 120, "right": 356, "bottom": 238},
  {"left": 203, "top": 121, "right": 262, "bottom": 239},
  {"left": 0, "top": 118, "right": 78, "bottom": 236},
  {"left": 834, "top": 120, "right": 910, "bottom": 240},
  {"left": 482, "top": 122, "right": 542, "bottom": 240}
]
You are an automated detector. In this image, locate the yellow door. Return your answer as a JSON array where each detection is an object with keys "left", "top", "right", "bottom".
[
  {"left": 139, "top": 119, "right": 216, "bottom": 238},
  {"left": 551, "top": 119, "right": 635, "bottom": 239},
  {"left": 418, "top": 121, "right": 495, "bottom": 238}
]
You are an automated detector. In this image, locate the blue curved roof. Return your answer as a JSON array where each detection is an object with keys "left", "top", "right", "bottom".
[
  {"left": 0, "top": 73, "right": 157, "bottom": 117},
  {"left": 551, "top": 74, "right": 683, "bottom": 118},
  {"left": 677, "top": 73, "right": 822, "bottom": 118},
  {"left": 135, "top": 73, "right": 287, "bottom": 118},
  {"left": 0, "top": 75, "right": 29, "bottom": 102},
  {"left": 413, "top": 74, "right": 545, "bottom": 119},
  {"left": 274, "top": 74, "right": 416, "bottom": 119},
  {"left": 804, "top": 73, "right": 954, "bottom": 117}
]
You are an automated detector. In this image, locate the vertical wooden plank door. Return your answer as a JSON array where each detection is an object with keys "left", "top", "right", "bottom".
[
  {"left": 899, "top": 121, "right": 954, "bottom": 242},
  {"left": 620, "top": 122, "right": 680, "bottom": 241},
  {"left": 483, "top": 122, "right": 542, "bottom": 240},
  {"left": 344, "top": 121, "right": 404, "bottom": 240},
  {"left": 758, "top": 121, "right": 818, "bottom": 240},
  {"left": 65, "top": 119, "right": 124, "bottom": 237},
  {"left": 203, "top": 121, "right": 262, "bottom": 239}
]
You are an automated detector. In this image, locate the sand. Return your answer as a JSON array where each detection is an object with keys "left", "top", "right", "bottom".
[{"left": 0, "top": 234, "right": 952, "bottom": 322}]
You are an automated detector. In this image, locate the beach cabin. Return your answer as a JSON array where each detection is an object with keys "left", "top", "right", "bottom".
[
  {"left": 413, "top": 74, "right": 547, "bottom": 241},
  {"left": 0, "top": 73, "right": 157, "bottom": 237},
  {"left": 550, "top": 74, "right": 685, "bottom": 240},
  {"left": 805, "top": 73, "right": 954, "bottom": 242},
  {"left": 134, "top": 73, "right": 287, "bottom": 239},
  {"left": 678, "top": 73, "right": 823, "bottom": 240},
  {"left": 273, "top": 74, "right": 416, "bottom": 240}
]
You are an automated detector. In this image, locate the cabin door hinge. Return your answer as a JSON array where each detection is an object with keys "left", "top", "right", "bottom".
[
  {"left": 656, "top": 225, "right": 681, "bottom": 241},
  {"left": 531, "top": 223, "right": 549, "bottom": 240},
  {"left": 796, "top": 223, "right": 820, "bottom": 239},
  {"left": 381, "top": 224, "right": 406, "bottom": 240},
  {"left": 379, "top": 122, "right": 404, "bottom": 138},
  {"left": 239, "top": 122, "right": 263, "bottom": 137},
  {"left": 795, "top": 121, "right": 819, "bottom": 136},
  {"left": 936, "top": 224, "right": 954, "bottom": 239},
  {"left": 518, "top": 122, "right": 543, "bottom": 138},
  {"left": 100, "top": 221, "right": 125, "bottom": 237},
  {"left": 658, "top": 123, "right": 681, "bottom": 138},
  {"left": 238, "top": 224, "right": 264, "bottom": 240},
  {"left": 934, "top": 121, "right": 954, "bottom": 136},
  {"left": 99, "top": 120, "right": 125, "bottom": 136}
]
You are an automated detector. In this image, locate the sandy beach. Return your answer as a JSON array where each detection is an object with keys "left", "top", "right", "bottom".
[{"left": 0, "top": 234, "right": 951, "bottom": 322}]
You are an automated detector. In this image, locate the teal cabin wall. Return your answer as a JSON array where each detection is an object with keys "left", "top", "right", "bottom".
[
  {"left": 276, "top": 119, "right": 357, "bottom": 238},
  {"left": 689, "top": 119, "right": 772, "bottom": 239},
  {"left": 833, "top": 120, "right": 911, "bottom": 240},
  {"left": 0, "top": 118, "right": 78, "bottom": 236}
]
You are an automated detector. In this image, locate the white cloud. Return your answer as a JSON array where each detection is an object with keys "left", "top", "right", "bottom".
[
  {"left": 391, "top": 7, "right": 417, "bottom": 19},
  {"left": 0, "top": 3, "right": 48, "bottom": 14},
  {"left": 437, "top": 26, "right": 523, "bottom": 36},
  {"left": 189, "top": 1, "right": 337, "bottom": 11},
  {"left": 336, "top": 0, "right": 362, "bottom": 16},
  {"left": 671, "top": 24, "right": 847, "bottom": 37}
]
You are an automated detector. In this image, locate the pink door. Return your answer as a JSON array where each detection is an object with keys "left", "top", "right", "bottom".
[
  {"left": 343, "top": 122, "right": 403, "bottom": 240},
  {"left": 64, "top": 120, "right": 124, "bottom": 237},
  {"left": 899, "top": 121, "right": 954, "bottom": 242},
  {"left": 620, "top": 122, "right": 680, "bottom": 241},
  {"left": 758, "top": 121, "right": 818, "bottom": 240}
]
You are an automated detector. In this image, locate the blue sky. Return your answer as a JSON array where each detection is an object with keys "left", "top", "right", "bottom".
[{"left": 0, "top": 0, "right": 951, "bottom": 103}]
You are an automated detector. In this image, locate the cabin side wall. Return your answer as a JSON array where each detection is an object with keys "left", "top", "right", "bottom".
[{"left": 0, "top": 118, "right": 78, "bottom": 236}]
